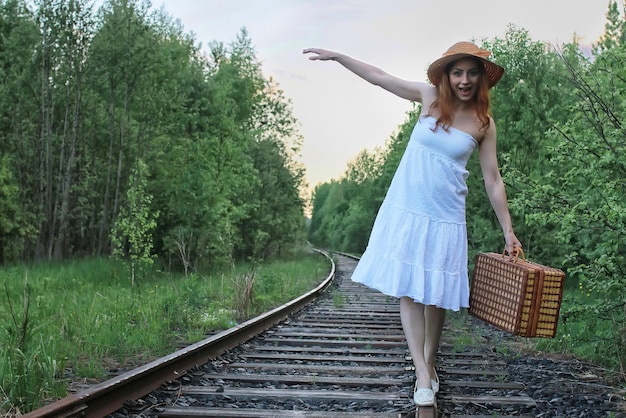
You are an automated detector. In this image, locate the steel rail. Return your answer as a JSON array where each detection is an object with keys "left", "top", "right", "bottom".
[{"left": 23, "top": 249, "right": 335, "bottom": 418}]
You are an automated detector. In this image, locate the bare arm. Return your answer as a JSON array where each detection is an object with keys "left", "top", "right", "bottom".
[
  {"left": 303, "top": 48, "right": 433, "bottom": 103},
  {"left": 478, "top": 120, "right": 522, "bottom": 255}
]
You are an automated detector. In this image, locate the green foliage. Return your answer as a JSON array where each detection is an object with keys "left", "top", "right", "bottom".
[
  {"left": 0, "top": 0, "right": 43, "bottom": 262},
  {"left": 239, "top": 138, "right": 305, "bottom": 261},
  {"left": 509, "top": 34, "right": 626, "bottom": 376},
  {"left": 111, "top": 159, "right": 158, "bottom": 285},
  {"left": 147, "top": 28, "right": 305, "bottom": 271},
  {"left": 487, "top": 6, "right": 626, "bottom": 377},
  {"left": 0, "top": 0, "right": 305, "bottom": 270},
  {"left": 0, "top": 156, "right": 35, "bottom": 263},
  {"left": 1, "top": 279, "right": 65, "bottom": 413},
  {"left": 0, "top": 338, "right": 64, "bottom": 414},
  {"left": 535, "top": 288, "right": 625, "bottom": 373},
  {"left": 594, "top": 0, "right": 626, "bottom": 54}
]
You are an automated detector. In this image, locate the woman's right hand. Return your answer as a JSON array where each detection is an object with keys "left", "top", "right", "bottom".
[
  {"left": 302, "top": 48, "right": 339, "bottom": 61},
  {"left": 302, "top": 47, "right": 426, "bottom": 103}
]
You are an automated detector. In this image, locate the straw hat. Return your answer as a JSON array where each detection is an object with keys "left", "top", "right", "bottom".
[{"left": 427, "top": 41, "right": 505, "bottom": 89}]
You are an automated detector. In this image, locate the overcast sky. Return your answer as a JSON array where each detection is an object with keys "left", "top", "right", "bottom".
[{"left": 148, "top": 0, "right": 614, "bottom": 193}]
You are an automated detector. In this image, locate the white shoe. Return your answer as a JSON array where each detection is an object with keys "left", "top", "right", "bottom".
[
  {"left": 413, "top": 381, "right": 434, "bottom": 406},
  {"left": 431, "top": 369, "right": 440, "bottom": 394}
]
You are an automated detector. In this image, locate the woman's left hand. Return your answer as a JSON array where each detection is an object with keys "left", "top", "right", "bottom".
[{"left": 504, "top": 232, "right": 522, "bottom": 257}]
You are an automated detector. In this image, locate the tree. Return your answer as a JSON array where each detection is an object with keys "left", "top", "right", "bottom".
[
  {"left": 308, "top": 182, "right": 332, "bottom": 245},
  {"left": 237, "top": 75, "right": 306, "bottom": 260},
  {"left": 594, "top": 0, "right": 626, "bottom": 54},
  {"left": 240, "top": 138, "right": 305, "bottom": 260},
  {"left": 153, "top": 29, "right": 288, "bottom": 270},
  {"left": 0, "top": 0, "right": 40, "bottom": 261},
  {"left": 111, "top": 159, "right": 158, "bottom": 286},
  {"left": 0, "top": 156, "right": 35, "bottom": 263},
  {"left": 42, "top": 0, "right": 95, "bottom": 260},
  {"left": 88, "top": 0, "right": 159, "bottom": 255}
]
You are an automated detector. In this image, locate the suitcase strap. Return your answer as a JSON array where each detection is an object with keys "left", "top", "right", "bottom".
[{"left": 500, "top": 247, "right": 545, "bottom": 337}]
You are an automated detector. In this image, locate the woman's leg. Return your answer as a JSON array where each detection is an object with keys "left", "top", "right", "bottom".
[
  {"left": 400, "top": 297, "right": 431, "bottom": 389},
  {"left": 425, "top": 305, "right": 445, "bottom": 380}
]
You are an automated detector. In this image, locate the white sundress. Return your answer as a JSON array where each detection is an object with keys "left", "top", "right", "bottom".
[{"left": 350, "top": 115, "right": 479, "bottom": 311}]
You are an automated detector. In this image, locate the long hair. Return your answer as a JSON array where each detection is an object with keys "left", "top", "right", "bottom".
[{"left": 428, "top": 57, "right": 491, "bottom": 133}]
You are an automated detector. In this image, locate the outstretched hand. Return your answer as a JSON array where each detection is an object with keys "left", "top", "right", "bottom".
[{"left": 302, "top": 48, "right": 338, "bottom": 61}]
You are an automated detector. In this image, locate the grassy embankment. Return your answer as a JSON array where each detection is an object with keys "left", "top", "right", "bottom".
[{"left": 0, "top": 246, "right": 330, "bottom": 414}]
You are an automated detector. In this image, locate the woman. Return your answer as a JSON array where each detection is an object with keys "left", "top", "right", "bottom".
[{"left": 303, "top": 41, "right": 522, "bottom": 406}]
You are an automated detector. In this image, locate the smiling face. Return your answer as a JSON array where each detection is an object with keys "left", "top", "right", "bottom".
[{"left": 447, "top": 57, "right": 483, "bottom": 102}]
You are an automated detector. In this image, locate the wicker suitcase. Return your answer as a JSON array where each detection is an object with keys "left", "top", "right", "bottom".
[{"left": 468, "top": 250, "right": 566, "bottom": 338}]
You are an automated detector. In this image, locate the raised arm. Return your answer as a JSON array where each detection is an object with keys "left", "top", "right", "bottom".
[
  {"left": 478, "top": 120, "right": 522, "bottom": 256},
  {"left": 303, "top": 48, "right": 432, "bottom": 103}
]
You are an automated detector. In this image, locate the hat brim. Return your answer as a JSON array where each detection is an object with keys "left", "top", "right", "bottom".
[{"left": 427, "top": 53, "right": 504, "bottom": 89}]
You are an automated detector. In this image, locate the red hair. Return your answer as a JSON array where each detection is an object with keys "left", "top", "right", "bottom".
[{"left": 428, "top": 57, "right": 491, "bottom": 133}]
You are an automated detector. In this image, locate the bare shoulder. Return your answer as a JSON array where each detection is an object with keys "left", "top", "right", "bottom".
[
  {"left": 486, "top": 116, "right": 497, "bottom": 137},
  {"left": 479, "top": 117, "right": 497, "bottom": 145}
]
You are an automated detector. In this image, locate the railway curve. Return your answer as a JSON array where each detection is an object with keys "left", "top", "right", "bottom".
[{"left": 21, "top": 251, "right": 625, "bottom": 418}]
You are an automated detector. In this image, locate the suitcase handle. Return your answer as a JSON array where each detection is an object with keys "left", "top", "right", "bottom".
[{"left": 502, "top": 247, "right": 525, "bottom": 262}]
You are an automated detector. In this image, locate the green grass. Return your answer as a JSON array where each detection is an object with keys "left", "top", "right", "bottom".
[
  {"left": 532, "top": 285, "right": 625, "bottom": 380},
  {"left": 445, "top": 310, "right": 483, "bottom": 352},
  {"left": 0, "top": 247, "right": 330, "bottom": 414},
  {"left": 331, "top": 289, "right": 347, "bottom": 308}
]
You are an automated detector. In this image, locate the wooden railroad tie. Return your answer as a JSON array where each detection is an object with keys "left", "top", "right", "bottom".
[{"left": 415, "top": 404, "right": 436, "bottom": 418}]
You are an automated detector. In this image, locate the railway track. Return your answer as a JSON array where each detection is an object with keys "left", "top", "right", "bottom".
[{"left": 22, "top": 252, "right": 623, "bottom": 417}]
